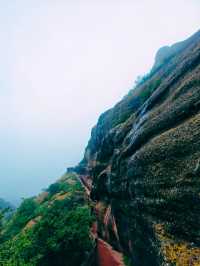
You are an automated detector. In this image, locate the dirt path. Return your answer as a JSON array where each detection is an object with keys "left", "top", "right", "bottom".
[
  {"left": 79, "top": 175, "right": 91, "bottom": 196},
  {"left": 97, "top": 238, "right": 125, "bottom": 266},
  {"left": 77, "top": 174, "right": 125, "bottom": 266}
]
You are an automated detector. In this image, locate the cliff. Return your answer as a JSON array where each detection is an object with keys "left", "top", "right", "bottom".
[{"left": 75, "top": 29, "right": 200, "bottom": 266}]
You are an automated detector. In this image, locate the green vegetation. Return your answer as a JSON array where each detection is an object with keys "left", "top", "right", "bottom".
[
  {"left": 106, "top": 76, "right": 161, "bottom": 130},
  {"left": 140, "top": 78, "right": 161, "bottom": 101},
  {"left": 46, "top": 182, "right": 69, "bottom": 196},
  {"left": 2, "top": 198, "right": 39, "bottom": 240},
  {"left": 0, "top": 198, "right": 15, "bottom": 224},
  {"left": 134, "top": 74, "right": 150, "bottom": 86},
  {"left": 0, "top": 174, "right": 94, "bottom": 266},
  {"left": 123, "top": 255, "right": 132, "bottom": 266},
  {"left": 112, "top": 111, "right": 132, "bottom": 128},
  {"left": 0, "top": 210, "right": 5, "bottom": 232}
]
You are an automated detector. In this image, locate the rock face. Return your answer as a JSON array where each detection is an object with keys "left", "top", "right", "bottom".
[
  {"left": 76, "top": 30, "right": 200, "bottom": 266},
  {"left": 152, "top": 31, "right": 200, "bottom": 71}
]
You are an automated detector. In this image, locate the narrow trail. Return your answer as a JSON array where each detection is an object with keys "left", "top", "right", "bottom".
[
  {"left": 79, "top": 175, "right": 91, "bottom": 196},
  {"left": 77, "top": 173, "right": 125, "bottom": 266},
  {"left": 97, "top": 238, "right": 125, "bottom": 266}
]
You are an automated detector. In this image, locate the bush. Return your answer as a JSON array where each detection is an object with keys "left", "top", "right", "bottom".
[
  {"left": 140, "top": 78, "right": 161, "bottom": 101},
  {"left": 2, "top": 198, "right": 39, "bottom": 240},
  {"left": 0, "top": 176, "right": 94, "bottom": 266}
]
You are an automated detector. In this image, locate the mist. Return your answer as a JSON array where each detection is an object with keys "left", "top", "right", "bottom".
[{"left": 0, "top": 0, "right": 199, "bottom": 204}]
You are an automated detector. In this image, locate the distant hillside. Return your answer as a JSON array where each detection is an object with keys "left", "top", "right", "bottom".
[{"left": 0, "top": 198, "right": 14, "bottom": 210}]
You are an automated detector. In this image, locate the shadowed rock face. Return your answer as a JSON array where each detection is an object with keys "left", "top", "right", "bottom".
[{"left": 77, "top": 30, "right": 200, "bottom": 266}]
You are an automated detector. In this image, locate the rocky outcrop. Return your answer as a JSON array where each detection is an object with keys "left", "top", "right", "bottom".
[
  {"left": 152, "top": 30, "right": 200, "bottom": 71},
  {"left": 76, "top": 29, "right": 200, "bottom": 266}
]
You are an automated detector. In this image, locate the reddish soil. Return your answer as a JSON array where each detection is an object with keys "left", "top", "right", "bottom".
[
  {"left": 78, "top": 175, "right": 125, "bottom": 266},
  {"left": 97, "top": 238, "right": 124, "bottom": 266}
]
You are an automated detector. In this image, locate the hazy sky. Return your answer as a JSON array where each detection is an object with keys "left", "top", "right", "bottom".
[{"left": 0, "top": 0, "right": 199, "bottom": 204}]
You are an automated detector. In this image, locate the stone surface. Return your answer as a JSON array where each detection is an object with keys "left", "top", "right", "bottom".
[{"left": 76, "top": 30, "right": 200, "bottom": 266}]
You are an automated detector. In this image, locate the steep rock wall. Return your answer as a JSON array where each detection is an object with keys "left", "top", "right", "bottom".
[{"left": 76, "top": 30, "right": 200, "bottom": 266}]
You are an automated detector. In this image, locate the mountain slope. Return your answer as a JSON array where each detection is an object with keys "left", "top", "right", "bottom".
[
  {"left": 0, "top": 173, "right": 95, "bottom": 266},
  {"left": 75, "top": 29, "right": 200, "bottom": 266}
]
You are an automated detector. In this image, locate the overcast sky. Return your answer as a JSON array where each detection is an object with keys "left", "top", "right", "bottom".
[{"left": 0, "top": 0, "right": 200, "bottom": 204}]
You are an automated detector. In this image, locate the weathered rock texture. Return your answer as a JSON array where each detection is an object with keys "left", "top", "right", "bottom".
[{"left": 76, "top": 30, "right": 200, "bottom": 266}]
